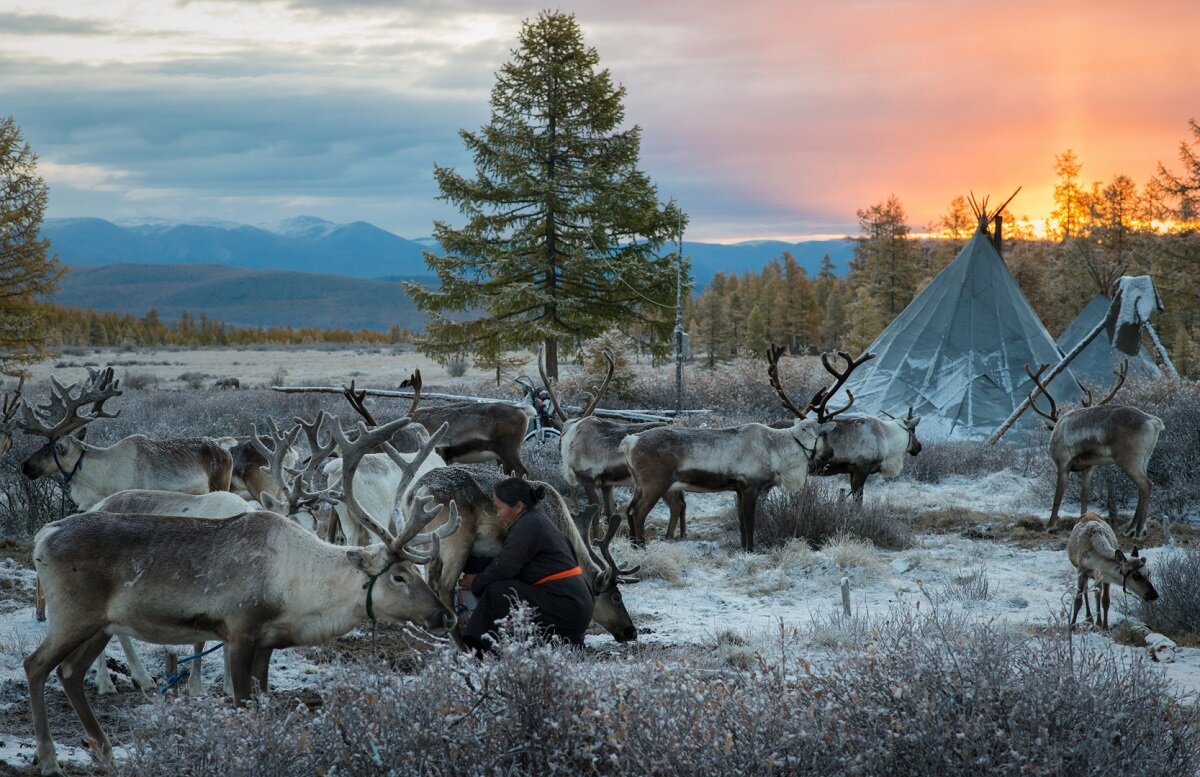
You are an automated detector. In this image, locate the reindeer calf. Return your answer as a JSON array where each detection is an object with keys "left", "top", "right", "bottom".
[{"left": 1067, "top": 512, "right": 1158, "bottom": 630}]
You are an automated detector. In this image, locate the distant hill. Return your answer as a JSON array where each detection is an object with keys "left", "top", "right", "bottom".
[
  {"left": 42, "top": 216, "right": 853, "bottom": 284},
  {"left": 56, "top": 263, "right": 429, "bottom": 331}
]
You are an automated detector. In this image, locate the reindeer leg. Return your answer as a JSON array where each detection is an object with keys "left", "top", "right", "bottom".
[
  {"left": 665, "top": 491, "right": 687, "bottom": 540},
  {"left": 251, "top": 648, "right": 272, "bottom": 694},
  {"left": 498, "top": 443, "right": 528, "bottom": 478},
  {"left": 1048, "top": 468, "right": 1070, "bottom": 532},
  {"left": 1070, "top": 572, "right": 1088, "bottom": 629},
  {"left": 186, "top": 642, "right": 206, "bottom": 696},
  {"left": 223, "top": 647, "right": 234, "bottom": 697},
  {"left": 600, "top": 485, "right": 618, "bottom": 541},
  {"left": 35, "top": 575, "right": 46, "bottom": 621},
  {"left": 1099, "top": 582, "right": 1111, "bottom": 631},
  {"left": 736, "top": 484, "right": 765, "bottom": 552},
  {"left": 849, "top": 469, "right": 868, "bottom": 505},
  {"left": 226, "top": 639, "right": 257, "bottom": 705},
  {"left": 1078, "top": 466, "right": 1094, "bottom": 517},
  {"left": 57, "top": 632, "right": 116, "bottom": 769},
  {"left": 1124, "top": 465, "right": 1154, "bottom": 540},
  {"left": 627, "top": 483, "right": 667, "bottom": 548},
  {"left": 25, "top": 625, "right": 106, "bottom": 777}
]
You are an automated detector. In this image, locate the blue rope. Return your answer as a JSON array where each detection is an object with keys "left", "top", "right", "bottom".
[{"left": 158, "top": 643, "right": 225, "bottom": 695}]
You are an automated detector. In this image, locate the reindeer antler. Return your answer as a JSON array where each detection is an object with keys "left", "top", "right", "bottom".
[
  {"left": 580, "top": 350, "right": 616, "bottom": 418},
  {"left": 399, "top": 370, "right": 422, "bottom": 417},
  {"left": 597, "top": 512, "right": 639, "bottom": 581},
  {"left": 813, "top": 350, "right": 874, "bottom": 422},
  {"left": 766, "top": 344, "right": 811, "bottom": 418},
  {"left": 341, "top": 380, "right": 378, "bottom": 426},
  {"left": 20, "top": 367, "right": 122, "bottom": 439},
  {"left": 248, "top": 417, "right": 306, "bottom": 509},
  {"left": 1024, "top": 363, "right": 1059, "bottom": 423},
  {"left": 2, "top": 376, "right": 23, "bottom": 423},
  {"left": 1081, "top": 360, "right": 1129, "bottom": 408},
  {"left": 537, "top": 345, "right": 570, "bottom": 424}
]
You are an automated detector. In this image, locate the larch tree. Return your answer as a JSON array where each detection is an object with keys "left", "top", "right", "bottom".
[
  {"left": 407, "top": 11, "right": 686, "bottom": 379},
  {"left": 0, "top": 116, "right": 63, "bottom": 374},
  {"left": 846, "top": 195, "right": 916, "bottom": 347}
]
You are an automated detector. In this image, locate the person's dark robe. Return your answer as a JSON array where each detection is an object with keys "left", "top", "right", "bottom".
[{"left": 463, "top": 506, "right": 594, "bottom": 649}]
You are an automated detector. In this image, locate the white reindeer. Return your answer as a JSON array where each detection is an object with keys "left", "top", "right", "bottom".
[
  {"left": 25, "top": 413, "right": 458, "bottom": 777},
  {"left": 18, "top": 367, "right": 234, "bottom": 510},
  {"left": 1067, "top": 512, "right": 1158, "bottom": 629}
]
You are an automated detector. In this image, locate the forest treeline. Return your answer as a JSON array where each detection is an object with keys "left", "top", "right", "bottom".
[{"left": 686, "top": 129, "right": 1200, "bottom": 378}]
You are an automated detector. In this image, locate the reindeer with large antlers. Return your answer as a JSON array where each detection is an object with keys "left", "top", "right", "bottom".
[
  {"left": 1026, "top": 360, "right": 1165, "bottom": 538},
  {"left": 19, "top": 367, "right": 234, "bottom": 510},
  {"left": 342, "top": 372, "right": 534, "bottom": 476},
  {"left": 25, "top": 413, "right": 459, "bottom": 777},
  {"left": 402, "top": 465, "right": 641, "bottom": 644},
  {"left": 538, "top": 348, "right": 687, "bottom": 537},
  {"left": 82, "top": 413, "right": 347, "bottom": 697},
  {"left": 769, "top": 346, "right": 923, "bottom": 501},
  {"left": 621, "top": 352, "right": 854, "bottom": 551}
]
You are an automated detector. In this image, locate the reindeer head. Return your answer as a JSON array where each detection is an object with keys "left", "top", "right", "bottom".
[
  {"left": 1110, "top": 547, "right": 1159, "bottom": 602},
  {"left": 536, "top": 345, "right": 617, "bottom": 431},
  {"left": 573, "top": 507, "right": 640, "bottom": 642},
  {"left": 20, "top": 367, "right": 121, "bottom": 481}
]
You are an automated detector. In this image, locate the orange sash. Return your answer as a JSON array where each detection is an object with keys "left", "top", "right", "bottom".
[{"left": 534, "top": 566, "right": 583, "bottom": 585}]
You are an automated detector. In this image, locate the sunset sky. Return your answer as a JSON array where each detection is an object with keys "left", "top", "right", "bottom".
[{"left": 0, "top": 0, "right": 1196, "bottom": 242}]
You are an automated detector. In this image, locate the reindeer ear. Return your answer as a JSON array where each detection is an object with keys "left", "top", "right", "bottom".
[
  {"left": 74, "top": 426, "right": 87, "bottom": 441},
  {"left": 1131, "top": 547, "right": 1141, "bottom": 558},
  {"left": 1114, "top": 548, "right": 1127, "bottom": 562},
  {"left": 346, "top": 545, "right": 390, "bottom": 576},
  {"left": 259, "top": 491, "right": 285, "bottom": 514}
]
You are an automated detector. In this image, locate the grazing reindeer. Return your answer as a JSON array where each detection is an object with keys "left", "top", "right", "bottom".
[
  {"left": 85, "top": 415, "right": 343, "bottom": 697},
  {"left": 1067, "top": 512, "right": 1158, "bottom": 629},
  {"left": 1, "top": 377, "right": 23, "bottom": 456},
  {"left": 538, "top": 349, "right": 687, "bottom": 537},
  {"left": 622, "top": 353, "right": 859, "bottom": 550},
  {"left": 766, "top": 346, "right": 919, "bottom": 502},
  {"left": 1027, "top": 361, "right": 1165, "bottom": 538},
  {"left": 221, "top": 435, "right": 299, "bottom": 505},
  {"left": 402, "top": 465, "right": 641, "bottom": 643},
  {"left": 25, "top": 413, "right": 458, "bottom": 777},
  {"left": 19, "top": 367, "right": 233, "bottom": 510}
]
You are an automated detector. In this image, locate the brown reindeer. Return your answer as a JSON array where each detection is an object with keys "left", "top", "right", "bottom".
[
  {"left": 621, "top": 353, "right": 864, "bottom": 551},
  {"left": 1027, "top": 361, "right": 1165, "bottom": 538},
  {"left": 1067, "top": 512, "right": 1158, "bottom": 629},
  {"left": 344, "top": 373, "right": 533, "bottom": 476},
  {"left": 25, "top": 413, "right": 458, "bottom": 776},
  {"left": 402, "top": 465, "right": 641, "bottom": 644},
  {"left": 19, "top": 367, "right": 233, "bottom": 510},
  {"left": 538, "top": 348, "right": 688, "bottom": 538}
]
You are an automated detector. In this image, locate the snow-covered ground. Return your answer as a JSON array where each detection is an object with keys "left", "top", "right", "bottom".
[{"left": 1, "top": 468, "right": 1196, "bottom": 774}]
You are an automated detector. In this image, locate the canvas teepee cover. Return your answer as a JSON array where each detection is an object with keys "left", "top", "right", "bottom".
[
  {"left": 831, "top": 225, "right": 1084, "bottom": 440},
  {"left": 1056, "top": 294, "right": 1160, "bottom": 386}
]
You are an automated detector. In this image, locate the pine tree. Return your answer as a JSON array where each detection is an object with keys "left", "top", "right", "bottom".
[
  {"left": 0, "top": 116, "right": 64, "bottom": 373},
  {"left": 406, "top": 11, "right": 685, "bottom": 378}
]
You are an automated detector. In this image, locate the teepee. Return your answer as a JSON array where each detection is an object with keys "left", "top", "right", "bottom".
[
  {"left": 1056, "top": 294, "right": 1160, "bottom": 386},
  {"left": 830, "top": 195, "right": 1084, "bottom": 440}
]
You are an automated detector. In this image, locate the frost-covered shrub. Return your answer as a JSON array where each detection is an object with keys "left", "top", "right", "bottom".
[
  {"left": 941, "top": 564, "right": 995, "bottom": 603},
  {"left": 754, "top": 483, "right": 913, "bottom": 551},
  {"left": 0, "top": 456, "right": 63, "bottom": 538},
  {"left": 903, "top": 439, "right": 1037, "bottom": 483},
  {"left": 521, "top": 439, "right": 573, "bottom": 499},
  {"left": 1136, "top": 548, "right": 1200, "bottom": 641},
  {"left": 120, "top": 604, "right": 1200, "bottom": 777},
  {"left": 122, "top": 370, "right": 158, "bottom": 391}
]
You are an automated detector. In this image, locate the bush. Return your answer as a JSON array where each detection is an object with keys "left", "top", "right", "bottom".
[
  {"left": 179, "top": 371, "right": 207, "bottom": 389},
  {"left": 903, "top": 439, "right": 1038, "bottom": 483},
  {"left": 122, "top": 370, "right": 158, "bottom": 391},
  {"left": 1136, "top": 548, "right": 1200, "bottom": 641},
  {"left": 754, "top": 483, "right": 913, "bottom": 551},
  {"left": 445, "top": 353, "right": 469, "bottom": 378},
  {"left": 119, "top": 604, "right": 1200, "bottom": 776}
]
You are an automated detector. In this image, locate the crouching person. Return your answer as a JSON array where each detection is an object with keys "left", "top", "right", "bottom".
[{"left": 460, "top": 478, "right": 594, "bottom": 654}]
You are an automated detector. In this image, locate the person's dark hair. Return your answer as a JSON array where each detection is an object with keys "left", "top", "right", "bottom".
[{"left": 493, "top": 478, "right": 546, "bottom": 509}]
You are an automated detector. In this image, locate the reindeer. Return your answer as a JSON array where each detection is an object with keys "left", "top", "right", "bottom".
[
  {"left": 401, "top": 465, "right": 640, "bottom": 643},
  {"left": 1067, "top": 512, "right": 1158, "bottom": 630},
  {"left": 621, "top": 354, "right": 862, "bottom": 551},
  {"left": 25, "top": 413, "right": 458, "bottom": 777},
  {"left": 221, "top": 434, "right": 299, "bottom": 505},
  {"left": 538, "top": 349, "right": 687, "bottom": 537},
  {"left": 18, "top": 367, "right": 234, "bottom": 511},
  {"left": 397, "top": 371, "right": 534, "bottom": 476},
  {"left": 765, "top": 346, "right": 920, "bottom": 503},
  {"left": 1, "top": 377, "right": 23, "bottom": 456},
  {"left": 1026, "top": 361, "right": 1165, "bottom": 538},
  {"left": 83, "top": 415, "right": 343, "bottom": 697}
]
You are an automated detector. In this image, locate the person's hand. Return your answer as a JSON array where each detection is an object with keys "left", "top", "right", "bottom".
[{"left": 459, "top": 574, "right": 475, "bottom": 590}]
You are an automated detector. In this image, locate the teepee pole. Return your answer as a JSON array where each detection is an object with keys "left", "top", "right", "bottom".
[
  {"left": 986, "top": 317, "right": 1106, "bottom": 445},
  {"left": 1143, "top": 321, "right": 1180, "bottom": 379}
]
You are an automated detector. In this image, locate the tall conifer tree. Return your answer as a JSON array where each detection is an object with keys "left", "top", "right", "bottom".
[{"left": 407, "top": 11, "right": 685, "bottom": 378}]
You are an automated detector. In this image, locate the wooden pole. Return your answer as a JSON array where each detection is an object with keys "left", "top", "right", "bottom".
[{"left": 1143, "top": 321, "right": 1180, "bottom": 379}]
